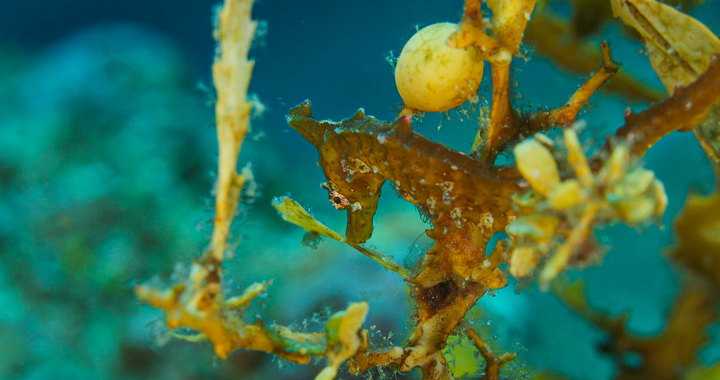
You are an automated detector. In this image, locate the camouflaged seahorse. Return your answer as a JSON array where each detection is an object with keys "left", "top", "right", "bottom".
[{"left": 287, "top": 100, "right": 522, "bottom": 244}]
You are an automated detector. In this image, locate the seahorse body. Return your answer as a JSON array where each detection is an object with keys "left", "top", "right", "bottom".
[{"left": 287, "top": 100, "right": 521, "bottom": 243}]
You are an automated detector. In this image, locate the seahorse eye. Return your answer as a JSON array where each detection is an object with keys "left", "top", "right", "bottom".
[{"left": 329, "top": 190, "right": 349, "bottom": 210}]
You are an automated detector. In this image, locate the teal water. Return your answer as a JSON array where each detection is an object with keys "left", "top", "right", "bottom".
[{"left": 1, "top": 1, "right": 718, "bottom": 379}]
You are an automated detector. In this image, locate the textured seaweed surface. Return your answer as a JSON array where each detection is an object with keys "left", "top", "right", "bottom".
[
  {"left": 288, "top": 100, "right": 521, "bottom": 244},
  {"left": 3, "top": 0, "right": 720, "bottom": 379}
]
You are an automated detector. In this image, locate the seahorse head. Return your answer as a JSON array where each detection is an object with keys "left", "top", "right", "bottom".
[{"left": 287, "top": 100, "right": 385, "bottom": 243}]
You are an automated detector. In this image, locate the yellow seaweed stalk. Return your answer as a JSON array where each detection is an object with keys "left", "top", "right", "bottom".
[
  {"left": 135, "top": 1, "right": 370, "bottom": 378},
  {"left": 208, "top": 0, "right": 257, "bottom": 262},
  {"left": 137, "top": 0, "right": 259, "bottom": 360}
]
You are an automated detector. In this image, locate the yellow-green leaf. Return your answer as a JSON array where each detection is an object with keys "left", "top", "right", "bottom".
[
  {"left": 272, "top": 196, "right": 344, "bottom": 241},
  {"left": 611, "top": 0, "right": 720, "bottom": 163}
]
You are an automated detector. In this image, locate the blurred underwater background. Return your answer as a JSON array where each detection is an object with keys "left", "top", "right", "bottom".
[{"left": 1, "top": 0, "right": 719, "bottom": 379}]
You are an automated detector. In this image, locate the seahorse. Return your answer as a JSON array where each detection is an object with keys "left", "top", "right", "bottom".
[{"left": 287, "top": 100, "right": 522, "bottom": 245}]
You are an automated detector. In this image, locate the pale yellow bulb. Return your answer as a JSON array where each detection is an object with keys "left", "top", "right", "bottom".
[
  {"left": 394, "top": 23, "right": 484, "bottom": 113},
  {"left": 514, "top": 139, "right": 560, "bottom": 196}
]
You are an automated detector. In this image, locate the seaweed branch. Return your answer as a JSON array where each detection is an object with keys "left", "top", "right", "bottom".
[
  {"left": 208, "top": 0, "right": 257, "bottom": 263},
  {"left": 450, "top": 0, "right": 537, "bottom": 158},
  {"left": 612, "top": 56, "right": 720, "bottom": 158},
  {"left": 135, "top": 1, "right": 720, "bottom": 379},
  {"left": 466, "top": 327, "right": 518, "bottom": 380},
  {"left": 137, "top": 0, "right": 260, "bottom": 359},
  {"left": 135, "top": 2, "right": 371, "bottom": 378},
  {"left": 554, "top": 280, "right": 718, "bottom": 380},
  {"left": 486, "top": 41, "right": 621, "bottom": 162},
  {"left": 272, "top": 196, "right": 409, "bottom": 278}
]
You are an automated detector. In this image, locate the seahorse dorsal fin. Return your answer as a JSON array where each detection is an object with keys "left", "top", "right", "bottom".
[
  {"left": 350, "top": 108, "right": 366, "bottom": 121},
  {"left": 391, "top": 113, "right": 413, "bottom": 134},
  {"left": 288, "top": 100, "right": 313, "bottom": 119},
  {"left": 287, "top": 100, "right": 329, "bottom": 148}
]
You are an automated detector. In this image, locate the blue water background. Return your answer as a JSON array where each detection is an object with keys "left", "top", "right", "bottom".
[{"left": 1, "top": 1, "right": 719, "bottom": 379}]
